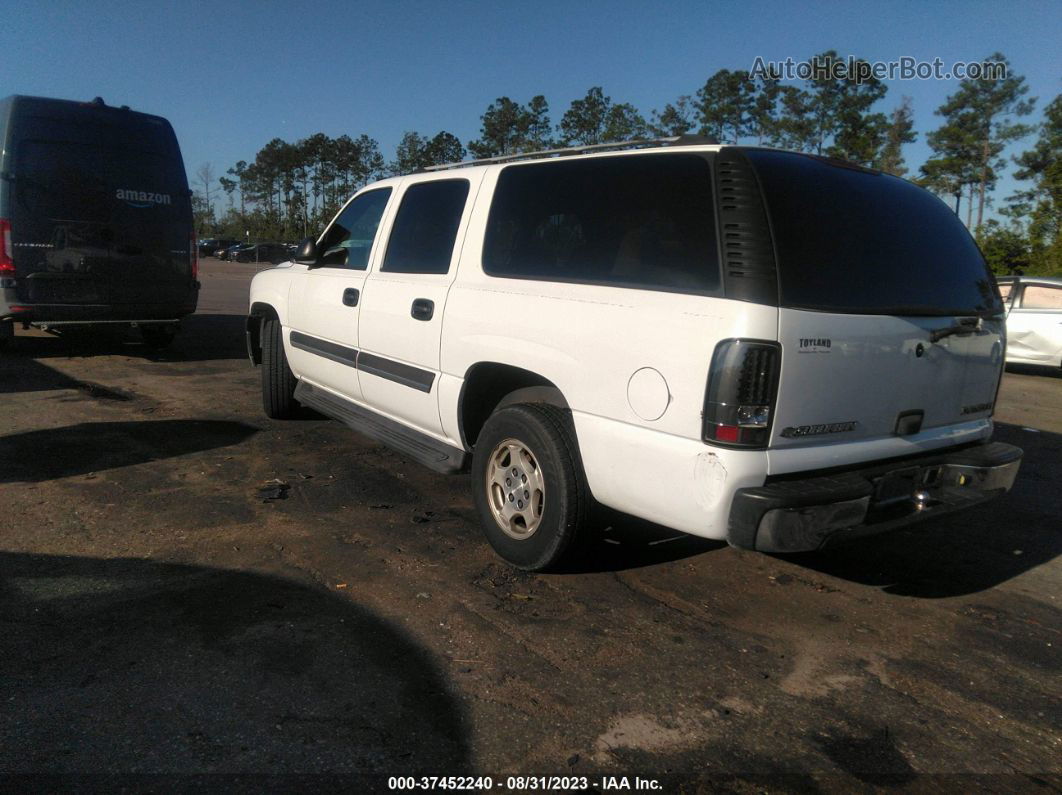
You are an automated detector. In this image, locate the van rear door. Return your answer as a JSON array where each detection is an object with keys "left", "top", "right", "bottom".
[
  {"left": 742, "top": 150, "right": 1005, "bottom": 459},
  {"left": 10, "top": 105, "right": 193, "bottom": 314}
]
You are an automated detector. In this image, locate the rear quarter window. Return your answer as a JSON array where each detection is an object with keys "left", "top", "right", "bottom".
[{"left": 483, "top": 153, "right": 720, "bottom": 294}]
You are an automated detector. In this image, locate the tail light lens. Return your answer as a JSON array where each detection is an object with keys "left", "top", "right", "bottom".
[
  {"left": 0, "top": 218, "right": 14, "bottom": 274},
  {"left": 702, "top": 339, "right": 781, "bottom": 448},
  {"left": 190, "top": 232, "right": 198, "bottom": 280}
]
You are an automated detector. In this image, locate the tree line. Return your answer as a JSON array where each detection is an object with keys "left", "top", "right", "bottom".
[{"left": 194, "top": 49, "right": 1060, "bottom": 275}]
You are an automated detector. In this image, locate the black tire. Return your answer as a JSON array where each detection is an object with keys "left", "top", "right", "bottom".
[
  {"left": 140, "top": 325, "right": 176, "bottom": 349},
  {"left": 0, "top": 320, "right": 12, "bottom": 350},
  {"left": 261, "top": 316, "right": 298, "bottom": 419},
  {"left": 471, "top": 403, "right": 589, "bottom": 571}
]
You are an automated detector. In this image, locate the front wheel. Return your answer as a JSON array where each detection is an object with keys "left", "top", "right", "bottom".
[
  {"left": 471, "top": 403, "right": 589, "bottom": 571},
  {"left": 261, "top": 316, "right": 298, "bottom": 419}
]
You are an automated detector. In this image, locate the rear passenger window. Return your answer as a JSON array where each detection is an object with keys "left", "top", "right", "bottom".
[
  {"left": 1022, "top": 285, "right": 1062, "bottom": 309},
  {"left": 483, "top": 154, "right": 720, "bottom": 293},
  {"left": 382, "top": 180, "right": 470, "bottom": 275}
]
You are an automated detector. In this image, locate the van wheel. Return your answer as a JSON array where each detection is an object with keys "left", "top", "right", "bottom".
[
  {"left": 0, "top": 320, "right": 13, "bottom": 350},
  {"left": 471, "top": 403, "right": 588, "bottom": 571},
  {"left": 261, "top": 317, "right": 298, "bottom": 419},
  {"left": 140, "top": 325, "right": 176, "bottom": 349}
]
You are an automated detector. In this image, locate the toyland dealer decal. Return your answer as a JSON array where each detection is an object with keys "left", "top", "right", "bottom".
[{"left": 798, "top": 337, "right": 832, "bottom": 353}]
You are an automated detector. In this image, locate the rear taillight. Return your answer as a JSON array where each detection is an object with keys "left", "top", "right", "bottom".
[
  {"left": 0, "top": 218, "right": 13, "bottom": 274},
  {"left": 702, "top": 339, "right": 781, "bottom": 448},
  {"left": 190, "top": 232, "right": 198, "bottom": 280}
]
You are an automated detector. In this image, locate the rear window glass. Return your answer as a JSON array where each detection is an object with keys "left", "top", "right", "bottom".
[
  {"left": 746, "top": 150, "right": 1001, "bottom": 316},
  {"left": 18, "top": 112, "right": 175, "bottom": 155},
  {"left": 1022, "top": 285, "right": 1062, "bottom": 309},
  {"left": 14, "top": 140, "right": 188, "bottom": 224},
  {"left": 483, "top": 154, "right": 720, "bottom": 293}
]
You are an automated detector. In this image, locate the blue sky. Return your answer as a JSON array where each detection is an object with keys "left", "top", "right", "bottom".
[{"left": 2, "top": 0, "right": 1059, "bottom": 218}]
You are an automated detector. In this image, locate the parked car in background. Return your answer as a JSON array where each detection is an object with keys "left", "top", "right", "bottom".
[
  {"left": 235, "top": 242, "right": 290, "bottom": 264},
  {"left": 216, "top": 243, "right": 249, "bottom": 261},
  {"left": 199, "top": 237, "right": 238, "bottom": 258},
  {"left": 997, "top": 275, "right": 1062, "bottom": 368}
]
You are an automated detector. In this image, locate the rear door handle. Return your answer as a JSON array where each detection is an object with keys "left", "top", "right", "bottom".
[
  {"left": 342, "top": 288, "right": 359, "bottom": 307},
  {"left": 411, "top": 298, "right": 434, "bottom": 321}
]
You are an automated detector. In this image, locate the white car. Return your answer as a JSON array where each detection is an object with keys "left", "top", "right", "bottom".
[
  {"left": 996, "top": 276, "right": 1062, "bottom": 368},
  {"left": 247, "top": 137, "right": 1022, "bottom": 570}
]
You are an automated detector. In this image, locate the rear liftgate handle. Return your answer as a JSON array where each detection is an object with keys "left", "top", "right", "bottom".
[{"left": 411, "top": 298, "right": 434, "bottom": 321}]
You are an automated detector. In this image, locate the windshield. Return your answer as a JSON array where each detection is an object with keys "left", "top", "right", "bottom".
[{"left": 745, "top": 149, "right": 1002, "bottom": 317}]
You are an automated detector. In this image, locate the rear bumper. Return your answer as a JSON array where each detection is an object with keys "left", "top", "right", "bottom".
[
  {"left": 1, "top": 279, "right": 199, "bottom": 323},
  {"left": 728, "top": 441, "right": 1023, "bottom": 553}
]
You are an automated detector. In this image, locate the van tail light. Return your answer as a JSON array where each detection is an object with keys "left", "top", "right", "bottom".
[
  {"left": 702, "top": 339, "right": 781, "bottom": 448},
  {"left": 190, "top": 232, "right": 198, "bottom": 280},
  {"left": 0, "top": 218, "right": 14, "bottom": 274}
]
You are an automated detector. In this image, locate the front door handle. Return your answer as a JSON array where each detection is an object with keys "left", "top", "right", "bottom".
[
  {"left": 411, "top": 298, "right": 434, "bottom": 321},
  {"left": 342, "top": 288, "right": 359, "bottom": 307}
]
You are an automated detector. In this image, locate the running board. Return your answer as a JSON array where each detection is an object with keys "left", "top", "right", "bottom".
[{"left": 294, "top": 381, "right": 469, "bottom": 474}]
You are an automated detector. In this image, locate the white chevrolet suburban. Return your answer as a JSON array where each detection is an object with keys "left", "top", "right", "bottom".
[{"left": 247, "top": 137, "right": 1022, "bottom": 570}]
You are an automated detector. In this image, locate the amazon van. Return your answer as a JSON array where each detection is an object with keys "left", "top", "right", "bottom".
[{"left": 0, "top": 95, "right": 197, "bottom": 348}]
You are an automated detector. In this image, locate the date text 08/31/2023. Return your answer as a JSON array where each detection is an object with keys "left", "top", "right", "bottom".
[{"left": 387, "top": 775, "right": 663, "bottom": 791}]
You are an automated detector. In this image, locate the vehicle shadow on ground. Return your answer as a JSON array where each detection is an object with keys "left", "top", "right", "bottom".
[
  {"left": 0, "top": 552, "right": 470, "bottom": 777},
  {"left": 0, "top": 355, "right": 102, "bottom": 396},
  {"left": 1006, "top": 363, "right": 1062, "bottom": 379},
  {"left": 782, "top": 423, "right": 1062, "bottom": 598},
  {"left": 4, "top": 313, "right": 249, "bottom": 363},
  {"left": 0, "top": 420, "right": 258, "bottom": 483},
  {"left": 565, "top": 509, "right": 725, "bottom": 573}
]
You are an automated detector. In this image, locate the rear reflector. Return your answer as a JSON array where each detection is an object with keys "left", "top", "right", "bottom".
[
  {"left": 0, "top": 218, "right": 13, "bottom": 274},
  {"left": 703, "top": 339, "right": 781, "bottom": 448}
]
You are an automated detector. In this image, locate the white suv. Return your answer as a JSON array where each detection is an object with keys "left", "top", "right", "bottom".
[{"left": 247, "top": 138, "right": 1022, "bottom": 570}]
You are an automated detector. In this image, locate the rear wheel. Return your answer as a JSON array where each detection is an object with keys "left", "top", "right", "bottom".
[
  {"left": 471, "top": 403, "right": 589, "bottom": 571},
  {"left": 261, "top": 316, "right": 298, "bottom": 419},
  {"left": 140, "top": 324, "right": 176, "bottom": 349},
  {"left": 0, "top": 320, "right": 13, "bottom": 350}
]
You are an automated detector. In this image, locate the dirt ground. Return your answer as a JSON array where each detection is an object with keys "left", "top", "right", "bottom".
[{"left": 1, "top": 259, "right": 1059, "bottom": 791}]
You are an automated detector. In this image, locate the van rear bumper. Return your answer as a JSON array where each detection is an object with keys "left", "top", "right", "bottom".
[
  {"left": 728, "top": 442, "right": 1022, "bottom": 553},
  {"left": 1, "top": 280, "right": 199, "bottom": 323},
  {"left": 1, "top": 301, "right": 197, "bottom": 323}
]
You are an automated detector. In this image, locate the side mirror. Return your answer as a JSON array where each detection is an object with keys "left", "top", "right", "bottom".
[{"left": 295, "top": 237, "right": 319, "bottom": 266}]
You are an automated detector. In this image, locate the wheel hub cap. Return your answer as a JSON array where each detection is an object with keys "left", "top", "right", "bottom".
[{"left": 486, "top": 438, "right": 545, "bottom": 540}]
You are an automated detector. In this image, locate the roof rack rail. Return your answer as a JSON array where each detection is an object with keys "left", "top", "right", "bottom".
[{"left": 421, "top": 133, "right": 720, "bottom": 172}]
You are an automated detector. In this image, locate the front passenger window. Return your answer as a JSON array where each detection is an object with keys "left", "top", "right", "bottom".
[{"left": 317, "top": 188, "right": 392, "bottom": 268}]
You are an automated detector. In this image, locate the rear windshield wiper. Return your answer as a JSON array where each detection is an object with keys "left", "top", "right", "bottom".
[{"left": 929, "top": 316, "right": 982, "bottom": 343}]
